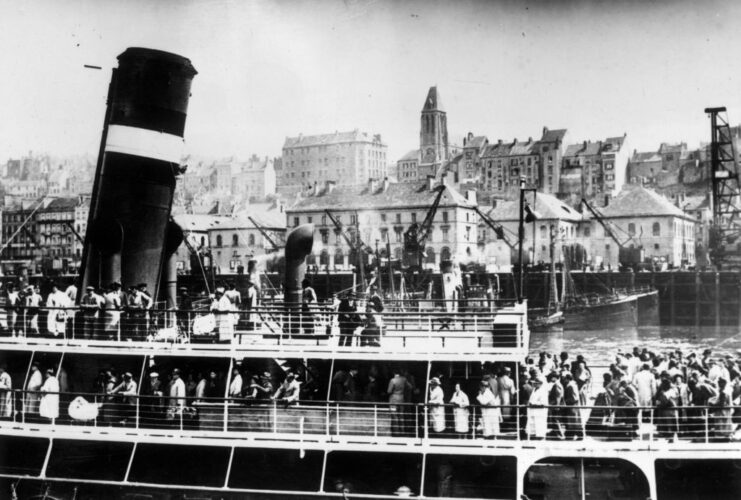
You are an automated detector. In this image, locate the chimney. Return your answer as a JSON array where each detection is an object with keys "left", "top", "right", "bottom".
[
  {"left": 543, "top": 126, "right": 548, "bottom": 137},
  {"left": 368, "top": 177, "right": 377, "bottom": 192},
  {"left": 427, "top": 175, "right": 436, "bottom": 191},
  {"left": 466, "top": 190, "right": 477, "bottom": 204},
  {"left": 382, "top": 176, "right": 390, "bottom": 192},
  {"left": 313, "top": 181, "right": 319, "bottom": 196},
  {"left": 325, "top": 180, "right": 336, "bottom": 194},
  {"left": 497, "top": 139, "right": 502, "bottom": 146},
  {"left": 582, "top": 140, "right": 587, "bottom": 150}
]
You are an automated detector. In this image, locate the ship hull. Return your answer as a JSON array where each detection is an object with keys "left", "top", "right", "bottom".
[{"left": 563, "top": 294, "right": 638, "bottom": 330}]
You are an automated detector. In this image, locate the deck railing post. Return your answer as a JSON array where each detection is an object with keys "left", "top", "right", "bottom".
[
  {"left": 223, "top": 398, "right": 228, "bottom": 433},
  {"left": 374, "top": 404, "right": 378, "bottom": 438},
  {"left": 649, "top": 408, "right": 654, "bottom": 442},
  {"left": 325, "top": 403, "right": 330, "bottom": 436},
  {"left": 179, "top": 406, "right": 184, "bottom": 431},
  {"left": 471, "top": 405, "right": 476, "bottom": 439},
  {"left": 272, "top": 399, "right": 278, "bottom": 434},
  {"left": 135, "top": 395, "right": 140, "bottom": 429},
  {"left": 704, "top": 407, "right": 710, "bottom": 444},
  {"left": 336, "top": 403, "right": 340, "bottom": 437}
]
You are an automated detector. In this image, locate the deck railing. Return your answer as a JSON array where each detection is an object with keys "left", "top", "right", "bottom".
[
  {"left": 0, "top": 389, "right": 736, "bottom": 445},
  {"left": 0, "top": 304, "right": 527, "bottom": 352}
]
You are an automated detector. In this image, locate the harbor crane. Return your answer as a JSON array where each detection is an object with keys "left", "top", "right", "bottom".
[
  {"left": 325, "top": 209, "right": 373, "bottom": 289},
  {"left": 247, "top": 216, "right": 281, "bottom": 253},
  {"left": 403, "top": 184, "right": 446, "bottom": 268},
  {"left": 705, "top": 107, "right": 741, "bottom": 269},
  {"left": 473, "top": 206, "right": 516, "bottom": 249},
  {"left": 580, "top": 198, "right": 644, "bottom": 270}
]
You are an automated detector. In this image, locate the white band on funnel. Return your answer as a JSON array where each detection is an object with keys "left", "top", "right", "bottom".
[{"left": 105, "top": 125, "right": 184, "bottom": 163}]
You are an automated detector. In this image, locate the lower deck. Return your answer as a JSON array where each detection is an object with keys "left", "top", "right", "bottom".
[{"left": 0, "top": 429, "right": 739, "bottom": 500}]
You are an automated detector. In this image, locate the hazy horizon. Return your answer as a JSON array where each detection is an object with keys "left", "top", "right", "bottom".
[{"left": 2, "top": 0, "right": 741, "bottom": 163}]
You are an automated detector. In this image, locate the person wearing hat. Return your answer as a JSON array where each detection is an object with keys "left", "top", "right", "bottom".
[
  {"left": 103, "top": 282, "right": 123, "bottom": 340},
  {"left": 428, "top": 377, "right": 446, "bottom": 434},
  {"left": 80, "top": 285, "right": 105, "bottom": 340},
  {"left": 272, "top": 372, "right": 300, "bottom": 405},
  {"left": 210, "top": 286, "right": 235, "bottom": 343},
  {"left": 125, "top": 283, "right": 153, "bottom": 341},
  {"left": 337, "top": 293, "right": 360, "bottom": 347},
  {"left": 476, "top": 379, "right": 501, "bottom": 438},
  {"left": 394, "top": 486, "right": 413, "bottom": 497},
  {"left": 110, "top": 371, "right": 138, "bottom": 426},
  {"left": 0, "top": 363, "right": 13, "bottom": 420},
  {"left": 141, "top": 371, "right": 164, "bottom": 425},
  {"left": 24, "top": 362, "right": 43, "bottom": 421},
  {"left": 168, "top": 368, "right": 186, "bottom": 417}
]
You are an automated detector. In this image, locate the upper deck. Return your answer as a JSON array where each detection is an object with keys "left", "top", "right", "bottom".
[{"left": 0, "top": 299, "right": 529, "bottom": 361}]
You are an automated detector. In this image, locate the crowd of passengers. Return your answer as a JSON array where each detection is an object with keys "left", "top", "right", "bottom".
[
  {"left": 2, "top": 346, "right": 738, "bottom": 440},
  {"left": 0, "top": 278, "right": 391, "bottom": 343}
]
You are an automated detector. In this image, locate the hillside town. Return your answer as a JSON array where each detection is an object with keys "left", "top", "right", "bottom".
[{"left": 0, "top": 86, "right": 726, "bottom": 278}]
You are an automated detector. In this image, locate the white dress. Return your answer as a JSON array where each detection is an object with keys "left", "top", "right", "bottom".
[
  {"left": 527, "top": 384, "right": 550, "bottom": 438},
  {"left": 449, "top": 390, "right": 470, "bottom": 434},
  {"left": 428, "top": 386, "right": 446, "bottom": 433},
  {"left": 25, "top": 369, "right": 43, "bottom": 415},
  {"left": 46, "top": 291, "right": 72, "bottom": 337},
  {"left": 0, "top": 372, "right": 12, "bottom": 418},
  {"left": 476, "top": 388, "right": 501, "bottom": 437},
  {"left": 39, "top": 376, "right": 60, "bottom": 419}
]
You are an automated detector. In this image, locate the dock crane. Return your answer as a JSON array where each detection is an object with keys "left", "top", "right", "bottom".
[
  {"left": 705, "top": 107, "right": 741, "bottom": 269},
  {"left": 403, "top": 184, "right": 446, "bottom": 268},
  {"left": 325, "top": 209, "right": 373, "bottom": 289},
  {"left": 247, "top": 216, "right": 281, "bottom": 253},
  {"left": 473, "top": 206, "right": 516, "bottom": 249},
  {"left": 580, "top": 198, "right": 643, "bottom": 270}
]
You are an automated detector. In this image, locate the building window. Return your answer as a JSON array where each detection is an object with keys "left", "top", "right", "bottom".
[
  {"left": 307, "top": 216, "right": 313, "bottom": 224},
  {"left": 216, "top": 235, "right": 223, "bottom": 247},
  {"left": 442, "top": 212, "right": 448, "bottom": 223},
  {"left": 442, "top": 228, "right": 449, "bottom": 242},
  {"left": 232, "top": 234, "right": 239, "bottom": 246},
  {"left": 411, "top": 213, "right": 417, "bottom": 223},
  {"left": 652, "top": 222, "right": 660, "bottom": 236},
  {"left": 396, "top": 213, "right": 401, "bottom": 223},
  {"left": 321, "top": 215, "right": 327, "bottom": 226},
  {"left": 321, "top": 230, "right": 329, "bottom": 244},
  {"left": 584, "top": 226, "right": 591, "bottom": 237},
  {"left": 381, "top": 213, "right": 387, "bottom": 222},
  {"left": 654, "top": 243, "right": 660, "bottom": 250},
  {"left": 248, "top": 234, "right": 255, "bottom": 246},
  {"left": 628, "top": 223, "right": 636, "bottom": 236},
  {"left": 395, "top": 229, "right": 403, "bottom": 243},
  {"left": 294, "top": 217, "right": 299, "bottom": 227},
  {"left": 350, "top": 215, "right": 357, "bottom": 225}
]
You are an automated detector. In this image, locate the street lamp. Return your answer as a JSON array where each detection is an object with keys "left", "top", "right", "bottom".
[{"left": 518, "top": 177, "right": 540, "bottom": 303}]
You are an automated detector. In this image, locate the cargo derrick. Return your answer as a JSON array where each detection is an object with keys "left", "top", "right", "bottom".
[
  {"left": 705, "top": 107, "right": 741, "bottom": 270},
  {"left": 79, "top": 48, "right": 197, "bottom": 306}
]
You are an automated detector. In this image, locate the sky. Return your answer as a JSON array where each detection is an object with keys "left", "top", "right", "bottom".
[{"left": 2, "top": 0, "right": 741, "bottom": 163}]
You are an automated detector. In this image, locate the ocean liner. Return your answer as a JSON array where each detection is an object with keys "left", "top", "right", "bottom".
[{"left": 0, "top": 48, "right": 738, "bottom": 500}]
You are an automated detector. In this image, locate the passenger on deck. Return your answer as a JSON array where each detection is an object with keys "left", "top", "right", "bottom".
[
  {"left": 428, "top": 377, "right": 446, "bottom": 434},
  {"left": 331, "top": 367, "right": 359, "bottom": 401},
  {"left": 301, "top": 279, "right": 317, "bottom": 335},
  {"left": 527, "top": 378, "right": 549, "bottom": 440},
  {"left": 633, "top": 363, "right": 657, "bottom": 408},
  {"left": 228, "top": 367, "right": 243, "bottom": 399},
  {"left": 5, "top": 283, "right": 20, "bottom": 336},
  {"left": 46, "top": 282, "right": 71, "bottom": 338},
  {"left": 243, "top": 279, "right": 258, "bottom": 330},
  {"left": 168, "top": 368, "right": 186, "bottom": 416},
  {"left": 654, "top": 378, "right": 678, "bottom": 438},
  {"left": 498, "top": 367, "right": 516, "bottom": 427},
  {"left": 450, "top": 383, "right": 470, "bottom": 436},
  {"left": 388, "top": 369, "right": 412, "bottom": 437},
  {"left": 273, "top": 372, "right": 300, "bottom": 405},
  {"left": 476, "top": 380, "right": 500, "bottom": 438},
  {"left": 562, "top": 373, "right": 583, "bottom": 440},
  {"left": 142, "top": 372, "right": 164, "bottom": 424},
  {"left": 109, "top": 372, "right": 138, "bottom": 426},
  {"left": 103, "top": 282, "right": 123, "bottom": 339},
  {"left": 250, "top": 371, "right": 273, "bottom": 400},
  {"left": 361, "top": 301, "right": 383, "bottom": 347},
  {"left": 80, "top": 286, "right": 104, "bottom": 339},
  {"left": 24, "top": 285, "right": 42, "bottom": 336},
  {"left": 710, "top": 377, "right": 734, "bottom": 439},
  {"left": 126, "top": 283, "right": 153, "bottom": 341},
  {"left": 337, "top": 293, "right": 360, "bottom": 347},
  {"left": 546, "top": 372, "right": 564, "bottom": 439},
  {"left": 0, "top": 364, "right": 13, "bottom": 419},
  {"left": 211, "top": 287, "right": 235, "bottom": 343},
  {"left": 39, "top": 368, "right": 60, "bottom": 422},
  {"left": 24, "top": 362, "right": 43, "bottom": 419}
]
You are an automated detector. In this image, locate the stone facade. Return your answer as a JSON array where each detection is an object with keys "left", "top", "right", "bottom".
[{"left": 279, "top": 130, "right": 388, "bottom": 194}]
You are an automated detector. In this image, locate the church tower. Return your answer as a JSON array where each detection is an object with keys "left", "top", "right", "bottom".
[{"left": 419, "top": 86, "right": 449, "bottom": 171}]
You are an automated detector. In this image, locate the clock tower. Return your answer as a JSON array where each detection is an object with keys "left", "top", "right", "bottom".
[{"left": 419, "top": 86, "right": 449, "bottom": 173}]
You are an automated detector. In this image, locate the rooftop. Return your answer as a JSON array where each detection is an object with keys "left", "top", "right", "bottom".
[
  {"left": 283, "top": 130, "right": 384, "bottom": 149},
  {"left": 287, "top": 180, "right": 474, "bottom": 212},
  {"left": 600, "top": 185, "right": 691, "bottom": 219},
  {"left": 487, "top": 192, "right": 582, "bottom": 222},
  {"left": 422, "top": 86, "right": 444, "bottom": 112}
]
